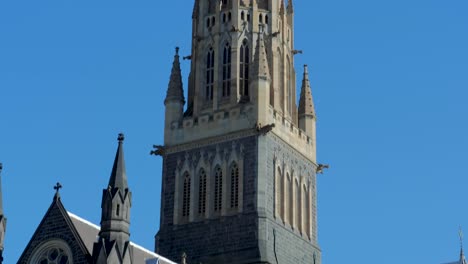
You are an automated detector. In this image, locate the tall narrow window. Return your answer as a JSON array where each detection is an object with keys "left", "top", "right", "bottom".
[
  {"left": 295, "top": 179, "right": 301, "bottom": 231},
  {"left": 278, "top": 48, "right": 284, "bottom": 110},
  {"left": 222, "top": 43, "right": 232, "bottom": 97},
  {"left": 182, "top": 172, "right": 191, "bottom": 218},
  {"left": 116, "top": 204, "right": 120, "bottom": 217},
  {"left": 198, "top": 169, "right": 207, "bottom": 215},
  {"left": 240, "top": 39, "right": 250, "bottom": 97},
  {"left": 303, "top": 185, "right": 310, "bottom": 237},
  {"left": 286, "top": 56, "right": 292, "bottom": 116},
  {"left": 275, "top": 168, "right": 283, "bottom": 220},
  {"left": 214, "top": 167, "right": 223, "bottom": 212},
  {"left": 288, "top": 175, "right": 294, "bottom": 225},
  {"left": 206, "top": 48, "right": 215, "bottom": 100},
  {"left": 230, "top": 163, "right": 239, "bottom": 208}
]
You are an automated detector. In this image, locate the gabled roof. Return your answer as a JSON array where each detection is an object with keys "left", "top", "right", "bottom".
[
  {"left": 68, "top": 212, "right": 176, "bottom": 264},
  {"left": 17, "top": 195, "right": 91, "bottom": 263}
]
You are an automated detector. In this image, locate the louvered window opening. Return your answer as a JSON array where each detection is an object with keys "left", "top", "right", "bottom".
[
  {"left": 198, "top": 169, "right": 207, "bottom": 215},
  {"left": 240, "top": 40, "right": 250, "bottom": 97},
  {"left": 214, "top": 167, "right": 223, "bottom": 212},
  {"left": 230, "top": 164, "right": 239, "bottom": 208},
  {"left": 206, "top": 48, "right": 215, "bottom": 100},
  {"left": 182, "top": 173, "right": 191, "bottom": 217},
  {"left": 222, "top": 44, "right": 232, "bottom": 97}
]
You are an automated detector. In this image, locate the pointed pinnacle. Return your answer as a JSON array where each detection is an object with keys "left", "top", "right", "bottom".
[
  {"left": 299, "top": 65, "right": 315, "bottom": 117},
  {"left": 287, "top": 0, "right": 294, "bottom": 13},
  {"left": 165, "top": 47, "right": 185, "bottom": 105},
  {"left": 252, "top": 29, "right": 270, "bottom": 80},
  {"left": 108, "top": 133, "right": 128, "bottom": 191}
]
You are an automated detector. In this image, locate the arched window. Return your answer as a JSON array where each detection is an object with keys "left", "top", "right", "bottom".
[
  {"left": 212, "top": 17, "right": 216, "bottom": 26},
  {"left": 241, "top": 11, "right": 245, "bottom": 21},
  {"left": 288, "top": 174, "right": 294, "bottom": 225},
  {"left": 295, "top": 179, "right": 301, "bottom": 231},
  {"left": 182, "top": 172, "right": 191, "bottom": 218},
  {"left": 230, "top": 163, "right": 239, "bottom": 208},
  {"left": 286, "top": 56, "right": 292, "bottom": 116},
  {"left": 275, "top": 168, "right": 283, "bottom": 220},
  {"left": 259, "top": 14, "right": 263, "bottom": 23},
  {"left": 278, "top": 48, "right": 284, "bottom": 110},
  {"left": 198, "top": 169, "right": 207, "bottom": 215},
  {"left": 214, "top": 166, "right": 223, "bottom": 212},
  {"left": 223, "top": 13, "right": 227, "bottom": 23},
  {"left": 240, "top": 39, "right": 250, "bottom": 97},
  {"left": 116, "top": 204, "right": 120, "bottom": 217},
  {"left": 206, "top": 48, "right": 215, "bottom": 100},
  {"left": 222, "top": 43, "right": 232, "bottom": 97},
  {"left": 265, "top": 15, "right": 269, "bottom": 25},
  {"left": 303, "top": 185, "right": 310, "bottom": 237}
]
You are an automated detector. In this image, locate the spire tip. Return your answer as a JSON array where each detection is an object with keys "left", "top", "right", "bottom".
[
  {"left": 175, "top": 47, "right": 180, "bottom": 56},
  {"left": 118, "top": 133, "right": 125, "bottom": 143}
]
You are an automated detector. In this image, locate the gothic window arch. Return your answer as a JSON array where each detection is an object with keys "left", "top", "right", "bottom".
[
  {"left": 285, "top": 173, "right": 292, "bottom": 225},
  {"left": 286, "top": 56, "right": 292, "bottom": 117},
  {"left": 303, "top": 184, "right": 310, "bottom": 238},
  {"left": 241, "top": 11, "right": 245, "bottom": 21},
  {"left": 198, "top": 168, "right": 207, "bottom": 216},
  {"left": 295, "top": 178, "right": 301, "bottom": 231},
  {"left": 30, "top": 239, "right": 73, "bottom": 264},
  {"left": 275, "top": 167, "right": 283, "bottom": 220},
  {"left": 182, "top": 172, "right": 191, "bottom": 218},
  {"left": 265, "top": 15, "right": 269, "bottom": 24},
  {"left": 240, "top": 39, "right": 250, "bottom": 97},
  {"left": 259, "top": 14, "right": 263, "bottom": 23},
  {"left": 222, "top": 43, "right": 232, "bottom": 97},
  {"left": 278, "top": 48, "right": 284, "bottom": 110},
  {"left": 230, "top": 162, "right": 239, "bottom": 209},
  {"left": 214, "top": 166, "right": 223, "bottom": 212},
  {"left": 206, "top": 47, "right": 215, "bottom": 100}
]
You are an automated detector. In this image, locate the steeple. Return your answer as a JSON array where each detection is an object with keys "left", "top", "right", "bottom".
[
  {"left": 298, "top": 65, "right": 315, "bottom": 118},
  {"left": 192, "top": 0, "right": 199, "bottom": 19},
  {"left": 0, "top": 163, "right": 6, "bottom": 264},
  {"left": 93, "top": 134, "right": 133, "bottom": 264},
  {"left": 108, "top": 133, "right": 128, "bottom": 191},
  {"left": 165, "top": 47, "right": 185, "bottom": 105},
  {"left": 460, "top": 228, "right": 467, "bottom": 264},
  {"left": 251, "top": 28, "right": 270, "bottom": 81}
]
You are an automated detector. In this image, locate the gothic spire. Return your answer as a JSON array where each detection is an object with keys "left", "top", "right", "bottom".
[
  {"left": 165, "top": 47, "right": 185, "bottom": 105},
  {"left": 460, "top": 228, "right": 467, "bottom": 264},
  {"left": 108, "top": 133, "right": 128, "bottom": 191},
  {"left": 287, "top": 0, "right": 294, "bottom": 13},
  {"left": 192, "top": 0, "right": 199, "bottom": 19},
  {"left": 299, "top": 65, "right": 315, "bottom": 117},
  {"left": 252, "top": 28, "right": 270, "bottom": 81},
  {"left": 280, "top": 0, "right": 285, "bottom": 16},
  {"left": 93, "top": 134, "right": 133, "bottom": 263}
]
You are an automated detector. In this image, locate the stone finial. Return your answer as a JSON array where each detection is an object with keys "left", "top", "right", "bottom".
[
  {"left": 181, "top": 252, "right": 187, "bottom": 264},
  {"left": 165, "top": 47, "right": 185, "bottom": 105},
  {"left": 298, "top": 65, "right": 315, "bottom": 117},
  {"left": 118, "top": 133, "right": 125, "bottom": 143}
]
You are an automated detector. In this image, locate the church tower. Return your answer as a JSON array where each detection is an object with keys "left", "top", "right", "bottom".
[
  {"left": 156, "top": 1, "right": 320, "bottom": 263},
  {"left": 93, "top": 134, "right": 133, "bottom": 264},
  {"left": 0, "top": 164, "right": 6, "bottom": 264}
]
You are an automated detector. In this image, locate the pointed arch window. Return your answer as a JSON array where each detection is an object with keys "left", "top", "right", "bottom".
[
  {"left": 222, "top": 43, "right": 232, "bottom": 97},
  {"left": 275, "top": 168, "right": 283, "bottom": 220},
  {"left": 288, "top": 174, "right": 294, "bottom": 225},
  {"left": 240, "top": 39, "right": 250, "bottom": 97},
  {"left": 206, "top": 48, "right": 215, "bottom": 100},
  {"left": 295, "top": 179, "right": 301, "bottom": 231},
  {"left": 286, "top": 56, "right": 292, "bottom": 116},
  {"left": 214, "top": 166, "right": 223, "bottom": 212},
  {"left": 182, "top": 172, "right": 191, "bottom": 218},
  {"left": 230, "top": 163, "right": 239, "bottom": 208},
  {"left": 198, "top": 169, "right": 207, "bottom": 215}
]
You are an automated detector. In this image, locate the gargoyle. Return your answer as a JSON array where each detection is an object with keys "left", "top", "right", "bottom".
[
  {"left": 255, "top": 123, "right": 275, "bottom": 136},
  {"left": 316, "top": 164, "right": 330, "bottom": 174},
  {"left": 150, "top": 145, "right": 166, "bottom": 156}
]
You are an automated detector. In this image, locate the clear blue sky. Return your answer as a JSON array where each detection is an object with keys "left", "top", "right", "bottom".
[{"left": 1, "top": 1, "right": 467, "bottom": 263}]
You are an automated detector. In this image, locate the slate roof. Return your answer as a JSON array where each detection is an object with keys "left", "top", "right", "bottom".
[{"left": 68, "top": 212, "right": 177, "bottom": 264}]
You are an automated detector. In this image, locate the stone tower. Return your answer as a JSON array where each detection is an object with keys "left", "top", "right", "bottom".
[
  {"left": 156, "top": 0, "right": 320, "bottom": 263},
  {"left": 93, "top": 134, "right": 133, "bottom": 264},
  {"left": 0, "top": 164, "right": 6, "bottom": 264}
]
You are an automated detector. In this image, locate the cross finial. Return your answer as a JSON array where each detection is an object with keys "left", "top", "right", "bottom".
[
  {"left": 175, "top": 47, "right": 180, "bottom": 56},
  {"left": 118, "top": 133, "right": 125, "bottom": 143},
  {"left": 0, "top": 163, "right": 3, "bottom": 173},
  {"left": 54, "top": 182, "right": 62, "bottom": 194}
]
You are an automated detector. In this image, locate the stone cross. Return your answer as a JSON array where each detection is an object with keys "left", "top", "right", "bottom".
[{"left": 54, "top": 182, "right": 62, "bottom": 194}]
